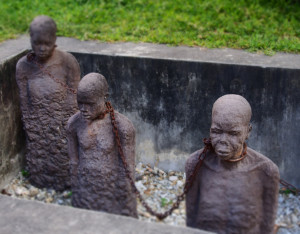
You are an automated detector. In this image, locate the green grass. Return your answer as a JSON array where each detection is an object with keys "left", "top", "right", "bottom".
[{"left": 0, "top": 0, "right": 299, "bottom": 54}]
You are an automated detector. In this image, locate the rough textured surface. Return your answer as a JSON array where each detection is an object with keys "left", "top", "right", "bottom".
[
  {"left": 15, "top": 17, "right": 80, "bottom": 190},
  {"left": 0, "top": 195, "right": 212, "bottom": 234},
  {"left": 67, "top": 73, "right": 137, "bottom": 217},
  {"left": 185, "top": 95, "right": 279, "bottom": 234},
  {"left": 0, "top": 52, "right": 26, "bottom": 189}
]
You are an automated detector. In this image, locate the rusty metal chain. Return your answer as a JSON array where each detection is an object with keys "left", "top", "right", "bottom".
[
  {"left": 27, "top": 52, "right": 77, "bottom": 95},
  {"left": 106, "top": 101, "right": 212, "bottom": 220},
  {"left": 280, "top": 179, "right": 300, "bottom": 195}
]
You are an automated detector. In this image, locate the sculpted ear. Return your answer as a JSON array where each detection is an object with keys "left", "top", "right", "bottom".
[{"left": 246, "top": 124, "right": 252, "bottom": 140}]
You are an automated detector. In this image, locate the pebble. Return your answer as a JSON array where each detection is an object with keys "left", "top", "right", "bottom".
[
  {"left": 29, "top": 187, "right": 39, "bottom": 197},
  {"left": 169, "top": 176, "right": 178, "bottom": 182},
  {"left": 2, "top": 162, "right": 300, "bottom": 233}
]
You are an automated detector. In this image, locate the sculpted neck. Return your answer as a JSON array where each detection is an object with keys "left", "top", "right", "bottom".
[{"left": 205, "top": 150, "right": 247, "bottom": 171}]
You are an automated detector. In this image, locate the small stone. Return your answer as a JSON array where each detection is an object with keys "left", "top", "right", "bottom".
[
  {"left": 29, "top": 187, "right": 39, "bottom": 197},
  {"left": 177, "top": 180, "right": 184, "bottom": 187},
  {"left": 291, "top": 214, "right": 298, "bottom": 224},
  {"left": 36, "top": 192, "right": 46, "bottom": 201},
  {"left": 15, "top": 187, "right": 29, "bottom": 196},
  {"left": 173, "top": 209, "right": 180, "bottom": 215},
  {"left": 135, "top": 181, "right": 146, "bottom": 191},
  {"left": 141, "top": 212, "right": 151, "bottom": 218},
  {"left": 45, "top": 197, "right": 53, "bottom": 203},
  {"left": 168, "top": 171, "right": 176, "bottom": 176},
  {"left": 169, "top": 176, "right": 178, "bottom": 182},
  {"left": 57, "top": 199, "right": 64, "bottom": 205}
]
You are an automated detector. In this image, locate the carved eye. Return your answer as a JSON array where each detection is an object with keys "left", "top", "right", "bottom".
[
  {"left": 230, "top": 131, "right": 240, "bottom": 136},
  {"left": 211, "top": 129, "right": 222, "bottom": 134}
]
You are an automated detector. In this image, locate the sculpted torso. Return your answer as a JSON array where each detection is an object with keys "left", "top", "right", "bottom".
[
  {"left": 186, "top": 148, "right": 279, "bottom": 234},
  {"left": 26, "top": 53, "right": 68, "bottom": 103},
  {"left": 185, "top": 95, "right": 279, "bottom": 234},
  {"left": 66, "top": 73, "right": 137, "bottom": 217},
  {"left": 68, "top": 111, "right": 137, "bottom": 217},
  {"left": 16, "top": 49, "right": 80, "bottom": 190}
]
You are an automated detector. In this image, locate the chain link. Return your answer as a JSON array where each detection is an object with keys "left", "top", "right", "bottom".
[
  {"left": 106, "top": 101, "right": 212, "bottom": 220},
  {"left": 27, "top": 52, "right": 77, "bottom": 95},
  {"left": 280, "top": 179, "right": 300, "bottom": 195}
]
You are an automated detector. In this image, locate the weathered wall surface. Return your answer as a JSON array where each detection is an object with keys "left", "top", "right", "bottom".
[
  {"left": 0, "top": 53, "right": 26, "bottom": 189},
  {"left": 73, "top": 53, "right": 300, "bottom": 187}
]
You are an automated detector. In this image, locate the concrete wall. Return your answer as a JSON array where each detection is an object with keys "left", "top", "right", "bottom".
[
  {"left": 0, "top": 52, "right": 26, "bottom": 189},
  {"left": 73, "top": 52, "right": 300, "bottom": 187}
]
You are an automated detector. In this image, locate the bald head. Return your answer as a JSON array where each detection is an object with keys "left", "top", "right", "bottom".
[
  {"left": 77, "top": 73, "right": 108, "bottom": 101},
  {"left": 212, "top": 94, "right": 252, "bottom": 126},
  {"left": 210, "top": 95, "right": 252, "bottom": 160},
  {"left": 30, "top": 15, "right": 57, "bottom": 37}
]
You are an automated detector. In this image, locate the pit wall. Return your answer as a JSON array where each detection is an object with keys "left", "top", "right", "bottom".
[
  {"left": 0, "top": 52, "right": 26, "bottom": 189},
  {"left": 0, "top": 36, "right": 299, "bottom": 189},
  {"left": 73, "top": 53, "right": 300, "bottom": 187}
]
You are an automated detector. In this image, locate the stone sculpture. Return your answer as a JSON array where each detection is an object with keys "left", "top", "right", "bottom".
[
  {"left": 16, "top": 15, "right": 80, "bottom": 191},
  {"left": 185, "top": 94, "right": 279, "bottom": 234},
  {"left": 67, "top": 73, "right": 137, "bottom": 217}
]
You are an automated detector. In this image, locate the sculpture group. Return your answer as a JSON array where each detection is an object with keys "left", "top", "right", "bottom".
[{"left": 16, "top": 15, "right": 280, "bottom": 233}]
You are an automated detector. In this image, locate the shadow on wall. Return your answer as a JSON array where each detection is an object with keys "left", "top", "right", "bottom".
[{"left": 0, "top": 52, "right": 26, "bottom": 189}]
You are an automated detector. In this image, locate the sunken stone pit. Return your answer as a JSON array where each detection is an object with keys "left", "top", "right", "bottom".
[{"left": 0, "top": 36, "right": 300, "bottom": 233}]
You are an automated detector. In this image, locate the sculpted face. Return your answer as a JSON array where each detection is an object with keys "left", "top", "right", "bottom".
[
  {"left": 30, "top": 16, "right": 57, "bottom": 62},
  {"left": 77, "top": 73, "right": 109, "bottom": 122},
  {"left": 30, "top": 32, "right": 56, "bottom": 62},
  {"left": 210, "top": 95, "right": 252, "bottom": 161},
  {"left": 77, "top": 93, "right": 106, "bottom": 121}
]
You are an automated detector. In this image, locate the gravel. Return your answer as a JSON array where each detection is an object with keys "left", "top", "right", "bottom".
[{"left": 2, "top": 162, "right": 300, "bottom": 233}]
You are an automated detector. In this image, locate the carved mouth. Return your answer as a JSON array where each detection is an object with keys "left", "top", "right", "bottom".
[
  {"left": 81, "top": 113, "right": 91, "bottom": 119},
  {"left": 216, "top": 150, "right": 230, "bottom": 158},
  {"left": 37, "top": 53, "right": 48, "bottom": 58}
]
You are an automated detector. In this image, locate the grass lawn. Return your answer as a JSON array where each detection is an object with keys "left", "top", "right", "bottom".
[{"left": 0, "top": 0, "right": 299, "bottom": 54}]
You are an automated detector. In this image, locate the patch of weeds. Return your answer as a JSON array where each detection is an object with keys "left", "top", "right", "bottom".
[
  {"left": 279, "top": 188, "right": 298, "bottom": 195},
  {"left": 160, "top": 197, "right": 173, "bottom": 208},
  {"left": 21, "top": 169, "right": 29, "bottom": 178}
]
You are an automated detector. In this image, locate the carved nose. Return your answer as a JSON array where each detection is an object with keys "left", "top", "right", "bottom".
[
  {"left": 219, "top": 134, "right": 229, "bottom": 145},
  {"left": 80, "top": 104, "right": 88, "bottom": 112},
  {"left": 39, "top": 45, "right": 46, "bottom": 51}
]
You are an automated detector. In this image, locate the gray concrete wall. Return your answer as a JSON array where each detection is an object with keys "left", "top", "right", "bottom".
[{"left": 0, "top": 52, "right": 26, "bottom": 189}]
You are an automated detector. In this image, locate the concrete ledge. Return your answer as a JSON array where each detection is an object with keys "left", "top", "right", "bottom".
[
  {"left": 0, "top": 194, "right": 212, "bottom": 234},
  {"left": 1, "top": 35, "right": 299, "bottom": 69},
  {"left": 56, "top": 37, "right": 300, "bottom": 69}
]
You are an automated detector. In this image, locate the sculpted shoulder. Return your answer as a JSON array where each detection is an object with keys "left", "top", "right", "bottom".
[
  {"left": 185, "top": 149, "right": 203, "bottom": 176},
  {"left": 114, "top": 111, "right": 135, "bottom": 138},
  {"left": 67, "top": 112, "right": 81, "bottom": 133},
  {"left": 16, "top": 55, "right": 32, "bottom": 78},
  {"left": 54, "top": 49, "right": 80, "bottom": 68},
  {"left": 246, "top": 147, "right": 279, "bottom": 178}
]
